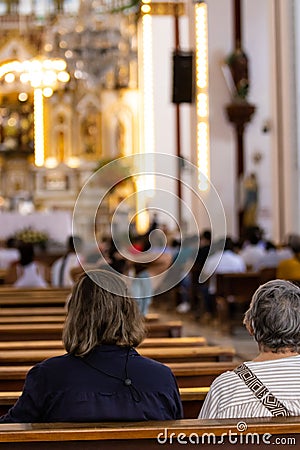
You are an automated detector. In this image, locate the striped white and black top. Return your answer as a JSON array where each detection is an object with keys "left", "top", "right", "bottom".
[{"left": 198, "top": 355, "right": 300, "bottom": 418}]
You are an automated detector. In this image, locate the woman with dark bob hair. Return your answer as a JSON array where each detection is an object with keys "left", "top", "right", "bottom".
[
  {"left": 199, "top": 279, "right": 300, "bottom": 418},
  {"left": 0, "top": 270, "right": 183, "bottom": 422}
]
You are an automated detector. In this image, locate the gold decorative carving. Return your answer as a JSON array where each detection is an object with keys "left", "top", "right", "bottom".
[{"left": 140, "top": 2, "right": 185, "bottom": 16}]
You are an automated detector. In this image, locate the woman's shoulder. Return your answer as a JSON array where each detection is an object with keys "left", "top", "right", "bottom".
[
  {"left": 33, "top": 353, "right": 73, "bottom": 371},
  {"left": 211, "top": 369, "right": 238, "bottom": 388},
  {"left": 132, "top": 352, "right": 175, "bottom": 377}
]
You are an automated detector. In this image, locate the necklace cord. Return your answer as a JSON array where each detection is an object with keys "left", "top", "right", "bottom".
[{"left": 75, "top": 347, "right": 141, "bottom": 403}]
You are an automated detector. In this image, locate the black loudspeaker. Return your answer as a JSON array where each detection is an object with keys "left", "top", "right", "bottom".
[{"left": 172, "top": 50, "right": 195, "bottom": 104}]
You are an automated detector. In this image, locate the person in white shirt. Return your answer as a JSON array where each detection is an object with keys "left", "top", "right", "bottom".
[
  {"left": 0, "top": 238, "right": 19, "bottom": 270},
  {"left": 253, "top": 240, "right": 280, "bottom": 272},
  {"left": 199, "top": 279, "right": 300, "bottom": 418},
  {"left": 5, "top": 243, "right": 48, "bottom": 287},
  {"left": 240, "top": 234, "right": 266, "bottom": 270},
  {"left": 51, "top": 236, "right": 82, "bottom": 287},
  {"left": 203, "top": 237, "right": 246, "bottom": 295}
]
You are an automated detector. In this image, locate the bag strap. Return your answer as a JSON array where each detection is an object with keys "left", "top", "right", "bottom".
[{"left": 234, "top": 363, "right": 290, "bottom": 417}]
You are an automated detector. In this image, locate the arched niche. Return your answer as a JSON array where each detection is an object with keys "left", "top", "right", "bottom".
[{"left": 76, "top": 93, "right": 102, "bottom": 160}]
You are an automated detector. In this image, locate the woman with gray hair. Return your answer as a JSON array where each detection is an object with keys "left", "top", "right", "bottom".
[
  {"left": 199, "top": 279, "right": 300, "bottom": 418},
  {"left": 0, "top": 269, "right": 183, "bottom": 422}
]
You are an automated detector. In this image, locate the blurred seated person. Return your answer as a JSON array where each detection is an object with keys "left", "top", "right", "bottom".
[
  {"left": 199, "top": 279, "right": 300, "bottom": 418},
  {"left": 199, "top": 237, "right": 246, "bottom": 322},
  {"left": 277, "top": 237, "right": 300, "bottom": 281},
  {"left": 128, "top": 248, "right": 172, "bottom": 294},
  {"left": 253, "top": 240, "right": 281, "bottom": 272},
  {"left": 5, "top": 243, "right": 48, "bottom": 287},
  {"left": 71, "top": 234, "right": 173, "bottom": 292},
  {"left": 108, "top": 237, "right": 127, "bottom": 274},
  {"left": 84, "top": 236, "right": 111, "bottom": 265},
  {"left": 51, "top": 236, "right": 82, "bottom": 287},
  {"left": 190, "top": 229, "right": 211, "bottom": 316},
  {"left": 276, "top": 234, "right": 295, "bottom": 262},
  {"left": 240, "top": 233, "right": 266, "bottom": 271},
  {"left": 0, "top": 238, "right": 19, "bottom": 270},
  {"left": 0, "top": 269, "right": 182, "bottom": 422},
  {"left": 203, "top": 237, "right": 246, "bottom": 296},
  {"left": 128, "top": 263, "right": 153, "bottom": 316}
]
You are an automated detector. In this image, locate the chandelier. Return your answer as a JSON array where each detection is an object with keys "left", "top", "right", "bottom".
[
  {"left": 0, "top": 0, "right": 139, "bottom": 88},
  {"left": 43, "top": 0, "right": 139, "bottom": 88}
]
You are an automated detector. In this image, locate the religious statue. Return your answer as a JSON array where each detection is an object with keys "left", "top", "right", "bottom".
[
  {"left": 242, "top": 173, "right": 258, "bottom": 228},
  {"left": 53, "top": 0, "right": 65, "bottom": 12},
  {"left": 5, "top": 0, "right": 19, "bottom": 15},
  {"left": 226, "top": 48, "right": 249, "bottom": 100}
]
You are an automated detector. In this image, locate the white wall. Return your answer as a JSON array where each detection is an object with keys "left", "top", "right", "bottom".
[
  {"left": 150, "top": 0, "right": 299, "bottom": 241},
  {"left": 197, "top": 0, "right": 299, "bottom": 241},
  {"left": 150, "top": 15, "right": 193, "bottom": 234},
  {"left": 205, "top": 0, "right": 237, "bottom": 237},
  {"left": 243, "top": 0, "right": 276, "bottom": 240}
]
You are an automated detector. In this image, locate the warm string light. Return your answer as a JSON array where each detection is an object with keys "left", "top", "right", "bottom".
[
  {"left": 34, "top": 88, "right": 44, "bottom": 167},
  {"left": 195, "top": 2, "right": 210, "bottom": 191},
  {"left": 0, "top": 58, "right": 69, "bottom": 89},
  {"left": 0, "top": 57, "right": 70, "bottom": 167},
  {"left": 142, "top": 12, "right": 155, "bottom": 162},
  {"left": 136, "top": 2, "right": 155, "bottom": 234}
]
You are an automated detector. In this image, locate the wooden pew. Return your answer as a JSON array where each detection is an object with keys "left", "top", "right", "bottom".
[
  {"left": 0, "top": 316, "right": 65, "bottom": 324},
  {"left": 169, "top": 361, "right": 238, "bottom": 387},
  {"left": 0, "top": 307, "right": 66, "bottom": 316},
  {"left": 0, "top": 287, "right": 70, "bottom": 304},
  {"left": 215, "top": 272, "right": 261, "bottom": 332},
  {"left": 0, "top": 297, "right": 68, "bottom": 308},
  {"left": 0, "top": 313, "right": 159, "bottom": 325},
  {"left": 0, "top": 320, "right": 183, "bottom": 340},
  {"left": 140, "top": 336, "right": 207, "bottom": 348},
  {"left": 0, "top": 417, "right": 298, "bottom": 449},
  {"left": 145, "top": 321, "right": 183, "bottom": 337},
  {"left": 180, "top": 387, "right": 208, "bottom": 418},
  {"left": 0, "top": 287, "right": 71, "bottom": 297},
  {"left": 0, "top": 366, "right": 31, "bottom": 391},
  {"left": 0, "top": 336, "right": 207, "bottom": 351},
  {"left": 0, "top": 345, "right": 235, "bottom": 365}
]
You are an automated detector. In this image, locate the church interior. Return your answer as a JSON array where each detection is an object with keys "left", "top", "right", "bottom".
[{"left": 0, "top": 0, "right": 299, "bottom": 441}]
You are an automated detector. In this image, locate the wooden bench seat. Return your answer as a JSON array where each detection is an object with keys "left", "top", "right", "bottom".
[
  {"left": 0, "top": 316, "right": 66, "bottom": 324},
  {"left": 0, "top": 314, "right": 159, "bottom": 325},
  {"left": 215, "top": 272, "right": 261, "bottom": 332},
  {"left": 0, "top": 417, "right": 298, "bottom": 449},
  {"left": 0, "top": 336, "right": 207, "bottom": 351},
  {"left": 0, "top": 308, "right": 66, "bottom": 316},
  {"left": 0, "top": 298, "right": 69, "bottom": 308},
  {"left": 0, "top": 288, "right": 71, "bottom": 297},
  {"left": 0, "top": 345, "right": 235, "bottom": 365},
  {"left": 168, "top": 361, "right": 238, "bottom": 387},
  {"left": 0, "top": 320, "right": 183, "bottom": 340}
]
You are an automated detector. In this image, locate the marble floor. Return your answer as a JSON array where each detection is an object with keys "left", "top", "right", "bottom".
[{"left": 149, "top": 304, "right": 258, "bottom": 363}]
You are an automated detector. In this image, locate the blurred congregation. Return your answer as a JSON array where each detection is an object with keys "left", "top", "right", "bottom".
[{"left": 1, "top": 220, "right": 300, "bottom": 323}]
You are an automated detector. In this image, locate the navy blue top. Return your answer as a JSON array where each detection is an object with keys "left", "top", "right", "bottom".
[{"left": 0, "top": 345, "right": 183, "bottom": 422}]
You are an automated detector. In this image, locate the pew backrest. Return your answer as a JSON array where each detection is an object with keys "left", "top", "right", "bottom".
[
  {"left": 0, "top": 417, "right": 298, "bottom": 449},
  {"left": 0, "top": 345, "right": 235, "bottom": 365},
  {"left": 0, "top": 320, "right": 183, "bottom": 340}
]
